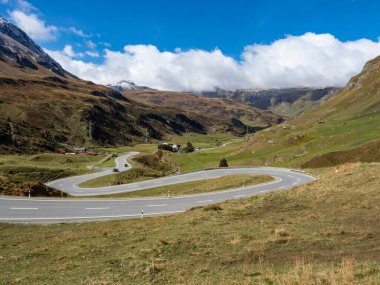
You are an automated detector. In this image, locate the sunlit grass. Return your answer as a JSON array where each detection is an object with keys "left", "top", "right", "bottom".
[{"left": 90, "top": 175, "right": 273, "bottom": 198}]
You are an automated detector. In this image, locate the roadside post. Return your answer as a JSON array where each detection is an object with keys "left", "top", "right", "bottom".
[
  {"left": 28, "top": 190, "right": 31, "bottom": 198},
  {"left": 141, "top": 209, "right": 144, "bottom": 219}
]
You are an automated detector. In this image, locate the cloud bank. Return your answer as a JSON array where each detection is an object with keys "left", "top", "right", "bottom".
[
  {"left": 3, "top": 0, "right": 380, "bottom": 91},
  {"left": 46, "top": 33, "right": 380, "bottom": 91}
]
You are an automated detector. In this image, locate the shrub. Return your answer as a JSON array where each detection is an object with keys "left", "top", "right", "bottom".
[
  {"left": 203, "top": 205, "right": 222, "bottom": 211},
  {"left": 219, "top": 158, "right": 228, "bottom": 167}
]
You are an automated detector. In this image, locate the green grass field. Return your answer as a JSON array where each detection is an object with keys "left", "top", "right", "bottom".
[
  {"left": 167, "top": 132, "right": 237, "bottom": 148},
  {"left": 248, "top": 112, "right": 380, "bottom": 168},
  {"left": 94, "top": 144, "right": 157, "bottom": 156},
  {"left": 90, "top": 174, "right": 273, "bottom": 198},
  {"left": 167, "top": 138, "right": 252, "bottom": 172},
  {"left": 1, "top": 114, "right": 380, "bottom": 283},
  {"left": 3, "top": 112, "right": 378, "bottom": 195}
]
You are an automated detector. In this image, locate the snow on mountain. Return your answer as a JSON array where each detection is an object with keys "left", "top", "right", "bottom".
[{"left": 106, "top": 80, "right": 152, "bottom": 91}]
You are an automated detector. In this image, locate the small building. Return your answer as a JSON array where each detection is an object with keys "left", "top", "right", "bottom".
[
  {"left": 85, "top": 150, "right": 98, "bottom": 155},
  {"left": 73, "top": 147, "right": 86, "bottom": 154}
]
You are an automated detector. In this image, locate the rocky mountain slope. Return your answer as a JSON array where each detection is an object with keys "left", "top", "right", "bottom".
[
  {"left": 0, "top": 18, "right": 281, "bottom": 153},
  {"left": 198, "top": 87, "right": 338, "bottom": 117},
  {"left": 0, "top": 18, "right": 71, "bottom": 78}
]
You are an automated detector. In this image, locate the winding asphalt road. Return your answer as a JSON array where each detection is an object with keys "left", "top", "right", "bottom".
[{"left": 0, "top": 152, "right": 315, "bottom": 223}]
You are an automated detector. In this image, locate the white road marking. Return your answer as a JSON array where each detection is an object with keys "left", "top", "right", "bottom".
[
  {"left": 10, "top": 207, "right": 39, "bottom": 210},
  {"left": 147, "top": 204, "right": 167, "bottom": 207},
  {"left": 234, "top": 194, "right": 245, "bottom": 198},
  {"left": 85, "top": 207, "right": 110, "bottom": 210},
  {"left": 197, "top": 199, "right": 213, "bottom": 203},
  {"left": 0, "top": 210, "right": 185, "bottom": 221}
]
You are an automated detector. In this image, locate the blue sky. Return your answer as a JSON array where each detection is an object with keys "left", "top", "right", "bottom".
[
  {"left": 1, "top": 0, "right": 380, "bottom": 90},
  {"left": 4, "top": 0, "right": 379, "bottom": 57}
]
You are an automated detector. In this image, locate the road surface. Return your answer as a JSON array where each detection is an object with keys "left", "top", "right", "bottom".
[{"left": 0, "top": 152, "right": 315, "bottom": 223}]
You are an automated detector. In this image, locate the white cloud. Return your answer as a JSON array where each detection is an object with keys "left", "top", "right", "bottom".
[
  {"left": 47, "top": 33, "right": 380, "bottom": 91},
  {"left": 62, "top": 45, "right": 83, "bottom": 58},
  {"left": 14, "top": 0, "right": 36, "bottom": 12},
  {"left": 1, "top": 0, "right": 36, "bottom": 11},
  {"left": 85, "top": 51, "right": 100, "bottom": 57},
  {"left": 68, "top": 27, "right": 91, "bottom": 38},
  {"left": 62, "top": 45, "right": 75, "bottom": 57},
  {"left": 99, "top": 42, "right": 111, "bottom": 47},
  {"left": 85, "top": 40, "right": 96, "bottom": 49},
  {"left": 9, "top": 10, "right": 57, "bottom": 41},
  {"left": 240, "top": 33, "right": 380, "bottom": 88}
]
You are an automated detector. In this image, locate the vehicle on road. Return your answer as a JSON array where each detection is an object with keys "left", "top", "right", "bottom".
[{"left": 112, "top": 168, "right": 119, "bottom": 172}]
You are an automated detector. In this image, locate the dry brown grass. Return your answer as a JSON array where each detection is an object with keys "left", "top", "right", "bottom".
[
  {"left": 302, "top": 140, "right": 380, "bottom": 168},
  {"left": 0, "top": 163, "right": 379, "bottom": 284},
  {"left": 262, "top": 257, "right": 360, "bottom": 285}
]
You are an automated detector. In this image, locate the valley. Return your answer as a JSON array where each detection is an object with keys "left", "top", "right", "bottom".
[{"left": 0, "top": 4, "right": 379, "bottom": 285}]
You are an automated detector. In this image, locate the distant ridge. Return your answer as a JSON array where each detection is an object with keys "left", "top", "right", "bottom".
[{"left": 196, "top": 87, "right": 339, "bottom": 117}]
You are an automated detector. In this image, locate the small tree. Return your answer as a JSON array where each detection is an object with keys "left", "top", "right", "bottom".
[
  {"left": 185, "top": 142, "right": 195, "bottom": 153},
  {"left": 219, "top": 158, "right": 228, "bottom": 167}
]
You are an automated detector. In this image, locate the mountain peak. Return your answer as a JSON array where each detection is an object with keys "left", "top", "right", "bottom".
[
  {"left": 0, "top": 17, "right": 71, "bottom": 77},
  {"left": 107, "top": 80, "right": 152, "bottom": 91}
]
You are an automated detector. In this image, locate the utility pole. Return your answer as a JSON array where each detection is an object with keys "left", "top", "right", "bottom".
[
  {"left": 145, "top": 128, "right": 149, "bottom": 143},
  {"left": 9, "top": 121, "right": 15, "bottom": 144}
]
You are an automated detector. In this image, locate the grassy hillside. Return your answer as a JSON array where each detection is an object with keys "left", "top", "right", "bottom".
[
  {"left": 0, "top": 70, "right": 282, "bottom": 153},
  {"left": 0, "top": 153, "right": 101, "bottom": 196},
  {"left": 0, "top": 71, "right": 211, "bottom": 153},
  {"left": 1, "top": 162, "right": 379, "bottom": 284}
]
